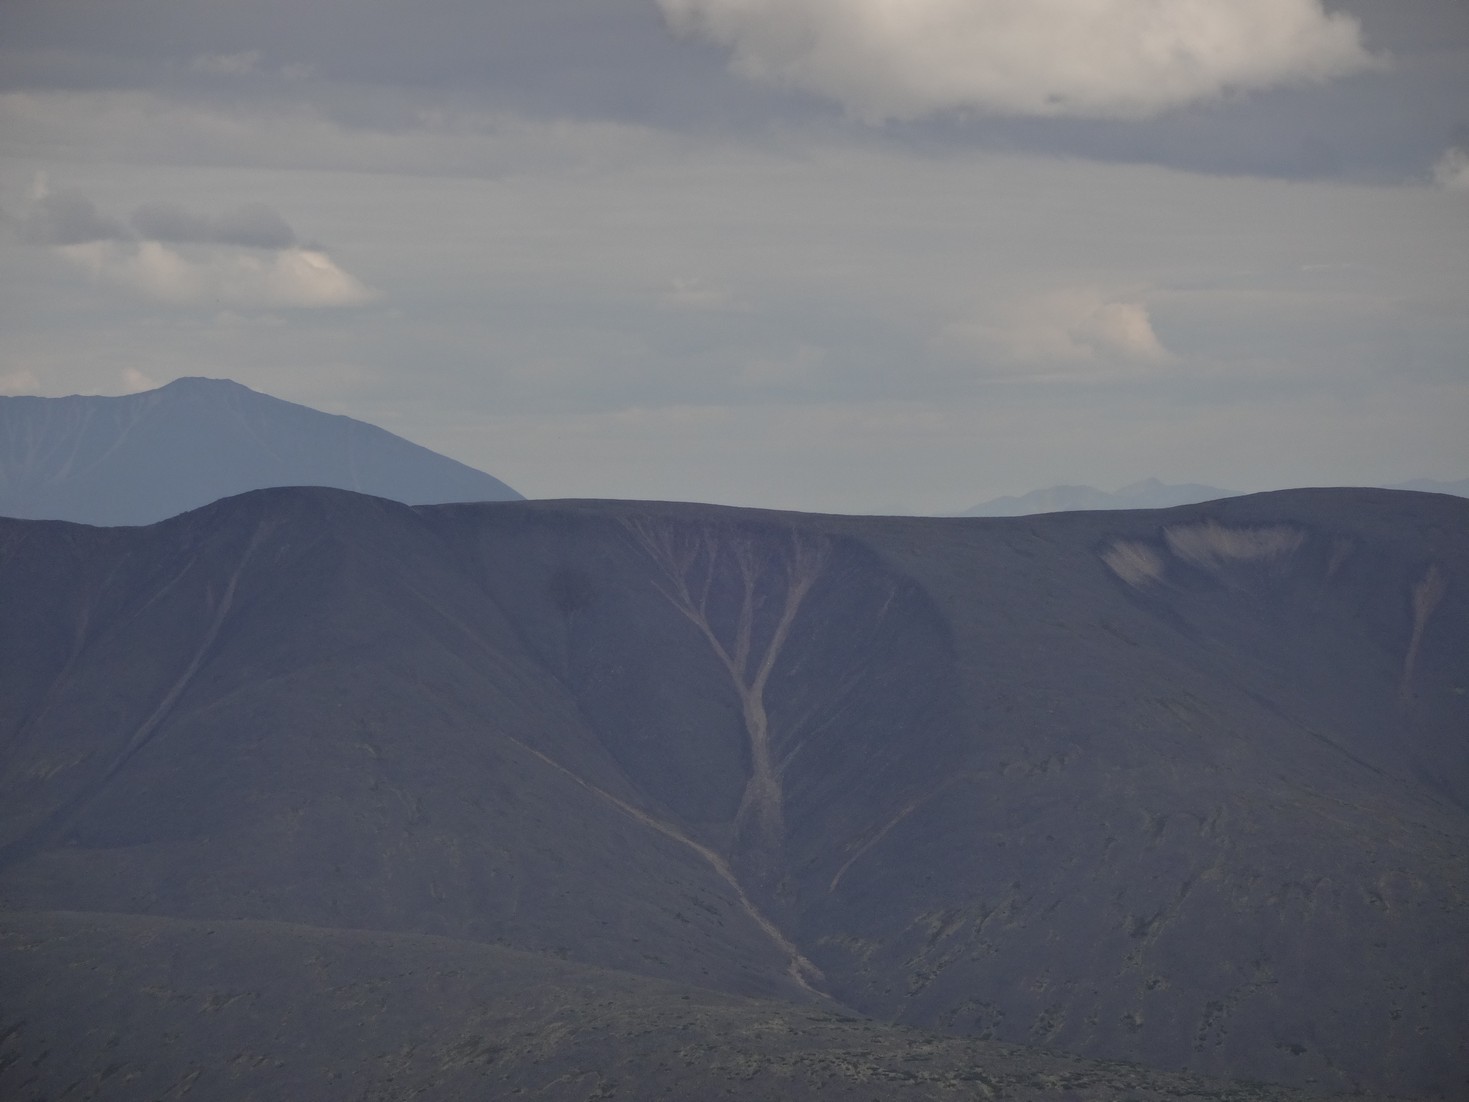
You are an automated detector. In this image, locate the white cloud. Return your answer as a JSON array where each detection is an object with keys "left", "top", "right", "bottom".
[
  {"left": 1074, "top": 300, "right": 1173, "bottom": 363},
  {"left": 658, "top": 0, "right": 1379, "bottom": 121},
  {"left": 1432, "top": 147, "right": 1469, "bottom": 192},
  {"left": 119, "top": 367, "right": 157, "bottom": 393},
  {"left": 939, "top": 288, "right": 1173, "bottom": 376},
  {"left": 0, "top": 368, "right": 40, "bottom": 395},
  {"left": 56, "top": 240, "right": 375, "bottom": 309},
  {"left": 9, "top": 184, "right": 370, "bottom": 310}
]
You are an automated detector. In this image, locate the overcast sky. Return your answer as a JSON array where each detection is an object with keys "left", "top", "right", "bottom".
[{"left": 1, "top": 0, "right": 1465, "bottom": 513}]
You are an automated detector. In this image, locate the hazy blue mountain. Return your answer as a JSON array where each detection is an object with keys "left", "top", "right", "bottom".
[
  {"left": 963, "top": 478, "right": 1234, "bottom": 516},
  {"left": 1390, "top": 477, "right": 1469, "bottom": 497},
  {"left": 0, "top": 376, "right": 520, "bottom": 525},
  {"left": 1, "top": 486, "right": 1463, "bottom": 1099},
  {"left": 963, "top": 477, "right": 1469, "bottom": 517}
]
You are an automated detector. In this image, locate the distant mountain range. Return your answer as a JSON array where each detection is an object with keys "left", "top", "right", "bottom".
[
  {"left": 962, "top": 478, "right": 1233, "bottom": 516},
  {"left": 2, "top": 486, "right": 1464, "bottom": 1099},
  {"left": 963, "top": 476, "right": 1469, "bottom": 516},
  {"left": 0, "top": 376, "right": 520, "bottom": 526},
  {"left": 1392, "top": 477, "right": 1469, "bottom": 497}
]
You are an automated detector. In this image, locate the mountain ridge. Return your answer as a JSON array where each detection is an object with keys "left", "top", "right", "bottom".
[
  {"left": 0, "top": 376, "right": 521, "bottom": 525},
  {"left": 962, "top": 476, "right": 1469, "bottom": 517}
]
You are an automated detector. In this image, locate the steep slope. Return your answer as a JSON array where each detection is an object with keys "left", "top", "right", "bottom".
[
  {"left": 0, "top": 377, "right": 520, "bottom": 525},
  {"left": 0, "top": 487, "right": 1464, "bottom": 1097}
]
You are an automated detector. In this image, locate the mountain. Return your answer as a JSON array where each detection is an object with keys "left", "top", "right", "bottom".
[
  {"left": 963, "top": 477, "right": 1469, "bottom": 517},
  {"left": 1391, "top": 477, "right": 1469, "bottom": 497},
  {"left": 0, "top": 376, "right": 520, "bottom": 525},
  {"left": 963, "top": 478, "right": 1234, "bottom": 516},
  {"left": 1, "top": 487, "right": 1465, "bottom": 1099}
]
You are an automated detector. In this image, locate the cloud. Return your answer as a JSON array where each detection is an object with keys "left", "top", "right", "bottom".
[
  {"left": 131, "top": 201, "right": 298, "bottom": 249},
  {"left": 14, "top": 187, "right": 371, "bottom": 309},
  {"left": 188, "top": 50, "right": 263, "bottom": 77},
  {"left": 0, "top": 368, "right": 41, "bottom": 396},
  {"left": 1073, "top": 301, "right": 1173, "bottom": 364},
  {"left": 1432, "top": 147, "right": 1469, "bottom": 192},
  {"left": 658, "top": 0, "right": 1379, "bottom": 121},
  {"left": 19, "top": 189, "right": 128, "bottom": 245},
  {"left": 660, "top": 276, "right": 742, "bottom": 311},
  {"left": 185, "top": 50, "right": 315, "bottom": 84},
  {"left": 57, "top": 240, "right": 374, "bottom": 309},
  {"left": 119, "top": 367, "right": 157, "bottom": 392},
  {"left": 736, "top": 343, "right": 827, "bottom": 389},
  {"left": 939, "top": 288, "right": 1174, "bottom": 376}
]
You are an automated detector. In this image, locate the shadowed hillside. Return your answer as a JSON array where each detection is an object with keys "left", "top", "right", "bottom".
[{"left": 1, "top": 487, "right": 1464, "bottom": 1098}]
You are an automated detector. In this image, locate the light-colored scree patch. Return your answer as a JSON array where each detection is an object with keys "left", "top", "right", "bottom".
[
  {"left": 1403, "top": 564, "right": 1447, "bottom": 697},
  {"left": 1102, "top": 540, "right": 1166, "bottom": 587},
  {"left": 1163, "top": 520, "right": 1304, "bottom": 571}
]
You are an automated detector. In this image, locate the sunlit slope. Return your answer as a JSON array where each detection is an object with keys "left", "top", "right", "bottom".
[{"left": 0, "top": 487, "right": 1463, "bottom": 1096}]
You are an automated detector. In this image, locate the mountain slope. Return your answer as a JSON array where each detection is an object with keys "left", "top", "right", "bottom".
[
  {"left": 0, "top": 377, "right": 520, "bottom": 525},
  {"left": 1, "top": 910, "right": 1361, "bottom": 1102},
  {"left": 0, "top": 487, "right": 1465, "bottom": 1097}
]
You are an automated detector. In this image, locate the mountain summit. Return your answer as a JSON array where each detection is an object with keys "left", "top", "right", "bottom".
[{"left": 0, "top": 376, "right": 520, "bottom": 525}]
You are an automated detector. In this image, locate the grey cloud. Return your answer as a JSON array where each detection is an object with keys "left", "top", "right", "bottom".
[
  {"left": 188, "top": 50, "right": 263, "bottom": 77},
  {"left": 213, "top": 203, "right": 297, "bottom": 248},
  {"left": 19, "top": 190, "right": 128, "bottom": 245},
  {"left": 0, "top": 0, "right": 678, "bottom": 103},
  {"left": 9, "top": 187, "right": 367, "bottom": 309},
  {"left": 1, "top": 0, "right": 1465, "bottom": 183},
  {"left": 131, "top": 201, "right": 298, "bottom": 249},
  {"left": 128, "top": 201, "right": 211, "bottom": 243},
  {"left": 1432, "top": 148, "right": 1469, "bottom": 190}
]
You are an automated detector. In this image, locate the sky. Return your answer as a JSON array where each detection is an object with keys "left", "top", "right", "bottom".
[{"left": 1, "top": 0, "right": 1466, "bottom": 514}]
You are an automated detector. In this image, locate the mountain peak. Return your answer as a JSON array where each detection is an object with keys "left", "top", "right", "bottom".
[
  {"left": 0, "top": 376, "right": 521, "bottom": 525},
  {"left": 157, "top": 375, "right": 253, "bottom": 394}
]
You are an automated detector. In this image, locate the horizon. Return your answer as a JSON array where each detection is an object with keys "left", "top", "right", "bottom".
[
  {"left": 1, "top": 1, "right": 1466, "bottom": 513},
  {"left": 5, "top": 372, "right": 1468, "bottom": 515}
]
